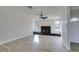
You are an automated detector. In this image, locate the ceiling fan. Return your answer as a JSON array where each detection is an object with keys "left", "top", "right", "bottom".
[
  {"left": 27, "top": 6, "right": 48, "bottom": 19},
  {"left": 40, "top": 11, "right": 48, "bottom": 19}
]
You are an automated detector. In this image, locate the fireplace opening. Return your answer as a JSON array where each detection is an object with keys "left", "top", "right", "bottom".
[{"left": 41, "top": 26, "right": 51, "bottom": 34}]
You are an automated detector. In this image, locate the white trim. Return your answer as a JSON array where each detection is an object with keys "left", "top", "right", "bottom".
[
  {"left": 63, "top": 41, "right": 71, "bottom": 50},
  {"left": 70, "top": 41, "right": 79, "bottom": 44},
  {"left": 65, "top": 44, "right": 71, "bottom": 50},
  {"left": 0, "top": 34, "right": 32, "bottom": 45}
]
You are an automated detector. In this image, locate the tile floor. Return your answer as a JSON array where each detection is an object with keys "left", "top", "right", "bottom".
[{"left": 0, "top": 35, "right": 78, "bottom": 52}]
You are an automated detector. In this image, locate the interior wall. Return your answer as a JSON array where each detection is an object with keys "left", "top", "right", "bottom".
[
  {"left": 61, "top": 6, "right": 70, "bottom": 49},
  {"left": 69, "top": 10, "right": 79, "bottom": 43},
  {"left": 0, "top": 7, "right": 34, "bottom": 44}
]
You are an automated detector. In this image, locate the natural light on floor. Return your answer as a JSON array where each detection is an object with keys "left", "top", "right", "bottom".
[{"left": 34, "top": 35, "right": 39, "bottom": 43}]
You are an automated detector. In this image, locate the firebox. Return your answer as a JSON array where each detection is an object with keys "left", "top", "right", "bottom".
[{"left": 41, "top": 26, "right": 51, "bottom": 34}]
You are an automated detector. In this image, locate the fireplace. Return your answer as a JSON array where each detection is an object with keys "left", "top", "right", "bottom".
[
  {"left": 33, "top": 26, "right": 61, "bottom": 36},
  {"left": 41, "top": 26, "right": 51, "bottom": 34}
]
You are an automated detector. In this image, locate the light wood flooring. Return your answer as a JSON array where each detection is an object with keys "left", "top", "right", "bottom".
[{"left": 0, "top": 35, "right": 78, "bottom": 52}]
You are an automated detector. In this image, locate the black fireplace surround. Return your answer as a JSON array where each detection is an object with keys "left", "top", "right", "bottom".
[{"left": 41, "top": 26, "right": 51, "bottom": 34}]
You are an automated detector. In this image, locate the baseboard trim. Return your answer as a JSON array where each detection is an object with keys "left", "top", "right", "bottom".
[
  {"left": 70, "top": 42, "right": 79, "bottom": 44},
  {"left": 0, "top": 34, "right": 32, "bottom": 45},
  {"left": 63, "top": 44, "right": 71, "bottom": 50}
]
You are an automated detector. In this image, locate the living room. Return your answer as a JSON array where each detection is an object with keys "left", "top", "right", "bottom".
[{"left": 0, "top": 6, "right": 79, "bottom": 52}]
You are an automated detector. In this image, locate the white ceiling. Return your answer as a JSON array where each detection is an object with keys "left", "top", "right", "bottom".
[
  {"left": 0, "top": 6, "right": 67, "bottom": 20},
  {"left": 30, "top": 6, "right": 67, "bottom": 20},
  {"left": 33, "top": 6, "right": 64, "bottom": 15}
]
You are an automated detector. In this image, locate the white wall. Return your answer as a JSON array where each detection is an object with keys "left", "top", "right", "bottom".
[
  {"left": 69, "top": 10, "right": 79, "bottom": 43},
  {"left": 0, "top": 7, "right": 34, "bottom": 44},
  {"left": 62, "top": 7, "right": 70, "bottom": 49},
  {"left": 69, "top": 22, "right": 79, "bottom": 43}
]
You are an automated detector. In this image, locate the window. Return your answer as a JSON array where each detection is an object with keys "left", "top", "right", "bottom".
[
  {"left": 55, "top": 21, "right": 60, "bottom": 25},
  {"left": 70, "top": 17, "right": 78, "bottom": 22},
  {"left": 54, "top": 20, "right": 62, "bottom": 33}
]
